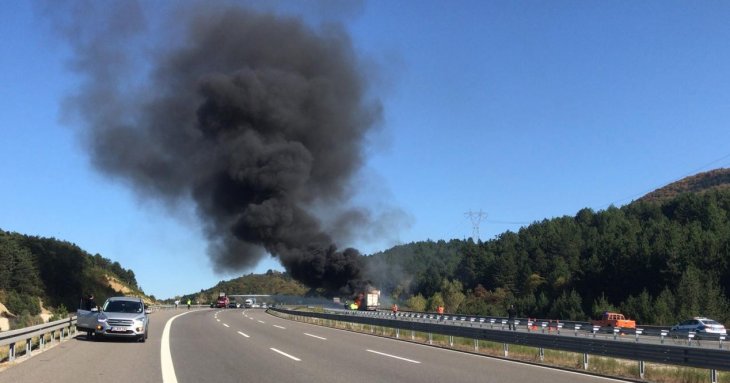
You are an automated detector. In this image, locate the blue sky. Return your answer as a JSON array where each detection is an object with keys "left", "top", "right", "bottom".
[{"left": 2, "top": 1, "right": 730, "bottom": 299}]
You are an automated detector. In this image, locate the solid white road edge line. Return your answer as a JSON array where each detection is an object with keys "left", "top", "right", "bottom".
[
  {"left": 270, "top": 348, "right": 301, "bottom": 361},
  {"left": 161, "top": 311, "right": 195, "bottom": 383},
  {"left": 366, "top": 349, "right": 421, "bottom": 364},
  {"left": 237, "top": 331, "right": 250, "bottom": 338},
  {"left": 273, "top": 325, "right": 286, "bottom": 329},
  {"left": 303, "top": 333, "right": 327, "bottom": 340}
]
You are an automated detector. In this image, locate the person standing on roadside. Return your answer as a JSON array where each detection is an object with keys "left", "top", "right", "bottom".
[{"left": 507, "top": 304, "right": 517, "bottom": 331}]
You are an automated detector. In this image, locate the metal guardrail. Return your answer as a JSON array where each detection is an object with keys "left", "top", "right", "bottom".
[
  {"left": 0, "top": 316, "right": 77, "bottom": 362},
  {"left": 271, "top": 308, "right": 730, "bottom": 374}
]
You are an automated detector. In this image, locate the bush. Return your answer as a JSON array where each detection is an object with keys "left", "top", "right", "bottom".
[{"left": 5, "top": 291, "right": 41, "bottom": 316}]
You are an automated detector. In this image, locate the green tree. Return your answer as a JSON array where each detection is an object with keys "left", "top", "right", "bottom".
[
  {"left": 406, "top": 294, "right": 427, "bottom": 312},
  {"left": 676, "top": 267, "right": 702, "bottom": 319},
  {"left": 441, "top": 279, "right": 466, "bottom": 313},
  {"left": 550, "top": 289, "right": 585, "bottom": 320},
  {"left": 591, "top": 292, "right": 616, "bottom": 319},
  {"left": 428, "top": 292, "right": 445, "bottom": 312}
]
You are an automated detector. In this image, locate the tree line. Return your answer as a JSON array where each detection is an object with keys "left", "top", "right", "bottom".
[
  {"left": 367, "top": 189, "right": 730, "bottom": 325},
  {"left": 0, "top": 230, "right": 141, "bottom": 328}
]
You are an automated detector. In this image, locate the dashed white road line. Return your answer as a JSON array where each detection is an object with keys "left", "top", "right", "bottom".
[
  {"left": 270, "top": 348, "right": 301, "bottom": 361},
  {"left": 223, "top": 323, "right": 230, "bottom": 328},
  {"left": 237, "top": 331, "right": 250, "bottom": 338},
  {"left": 257, "top": 320, "right": 265, "bottom": 324},
  {"left": 273, "top": 325, "right": 286, "bottom": 329},
  {"left": 366, "top": 349, "right": 421, "bottom": 364},
  {"left": 304, "top": 333, "right": 327, "bottom": 340},
  {"left": 216, "top": 319, "right": 220, "bottom": 322}
]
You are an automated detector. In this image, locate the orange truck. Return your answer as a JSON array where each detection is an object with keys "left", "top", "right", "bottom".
[{"left": 591, "top": 312, "right": 636, "bottom": 329}]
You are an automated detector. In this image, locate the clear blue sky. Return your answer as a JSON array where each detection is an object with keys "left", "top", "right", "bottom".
[{"left": 2, "top": 1, "right": 730, "bottom": 299}]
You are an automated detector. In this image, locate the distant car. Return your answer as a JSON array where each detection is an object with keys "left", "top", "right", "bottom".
[
  {"left": 261, "top": 303, "right": 267, "bottom": 309},
  {"left": 671, "top": 317, "right": 727, "bottom": 337},
  {"left": 228, "top": 302, "right": 240, "bottom": 308}
]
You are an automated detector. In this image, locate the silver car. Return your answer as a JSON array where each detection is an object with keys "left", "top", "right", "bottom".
[
  {"left": 78, "top": 296, "right": 150, "bottom": 342},
  {"left": 670, "top": 317, "right": 727, "bottom": 338}
]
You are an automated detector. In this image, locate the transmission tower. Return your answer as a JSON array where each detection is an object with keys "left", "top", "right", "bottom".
[{"left": 465, "top": 209, "right": 487, "bottom": 241}]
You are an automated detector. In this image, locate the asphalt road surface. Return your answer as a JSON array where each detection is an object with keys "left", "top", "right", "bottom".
[{"left": 0, "top": 308, "right": 627, "bottom": 383}]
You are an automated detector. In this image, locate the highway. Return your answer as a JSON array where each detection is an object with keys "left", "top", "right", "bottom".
[{"left": 0, "top": 308, "right": 627, "bottom": 383}]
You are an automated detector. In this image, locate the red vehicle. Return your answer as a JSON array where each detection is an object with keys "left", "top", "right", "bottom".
[{"left": 216, "top": 295, "right": 229, "bottom": 308}]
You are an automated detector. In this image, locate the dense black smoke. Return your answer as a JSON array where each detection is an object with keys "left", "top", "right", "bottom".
[{"left": 56, "top": 2, "right": 383, "bottom": 292}]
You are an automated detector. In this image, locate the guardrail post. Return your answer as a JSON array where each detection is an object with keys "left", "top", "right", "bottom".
[
  {"left": 8, "top": 342, "right": 15, "bottom": 361},
  {"left": 40, "top": 333, "right": 45, "bottom": 350},
  {"left": 396, "top": 328, "right": 400, "bottom": 339},
  {"left": 660, "top": 330, "right": 668, "bottom": 344},
  {"left": 539, "top": 347, "right": 544, "bottom": 361},
  {"left": 474, "top": 338, "right": 479, "bottom": 352},
  {"left": 449, "top": 335, "right": 453, "bottom": 347},
  {"left": 557, "top": 323, "right": 563, "bottom": 334},
  {"left": 574, "top": 324, "right": 581, "bottom": 336},
  {"left": 719, "top": 335, "right": 725, "bottom": 349},
  {"left": 501, "top": 319, "right": 507, "bottom": 330},
  {"left": 613, "top": 327, "right": 620, "bottom": 340},
  {"left": 711, "top": 369, "right": 718, "bottom": 383},
  {"left": 411, "top": 330, "right": 415, "bottom": 340},
  {"left": 592, "top": 325, "right": 599, "bottom": 338},
  {"left": 527, "top": 320, "right": 533, "bottom": 332},
  {"left": 428, "top": 332, "right": 432, "bottom": 345},
  {"left": 503, "top": 343, "right": 509, "bottom": 357},
  {"left": 541, "top": 322, "right": 547, "bottom": 333},
  {"left": 26, "top": 338, "right": 32, "bottom": 357},
  {"left": 688, "top": 332, "right": 695, "bottom": 346},
  {"left": 583, "top": 353, "right": 589, "bottom": 370},
  {"left": 639, "top": 360, "right": 645, "bottom": 379},
  {"left": 635, "top": 328, "right": 643, "bottom": 342},
  {"left": 489, "top": 318, "right": 495, "bottom": 328}
]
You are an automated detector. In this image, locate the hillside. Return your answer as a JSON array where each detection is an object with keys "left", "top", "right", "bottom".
[
  {"left": 175, "top": 270, "right": 308, "bottom": 305},
  {"left": 366, "top": 172, "right": 730, "bottom": 326},
  {"left": 0, "top": 229, "right": 146, "bottom": 330},
  {"left": 639, "top": 168, "right": 730, "bottom": 203}
]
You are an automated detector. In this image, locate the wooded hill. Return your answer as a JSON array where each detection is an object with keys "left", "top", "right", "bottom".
[
  {"left": 366, "top": 169, "right": 730, "bottom": 326},
  {"left": 0, "top": 230, "right": 144, "bottom": 329},
  {"left": 172, "top": 270, "right": 308, "bottom": 305}
]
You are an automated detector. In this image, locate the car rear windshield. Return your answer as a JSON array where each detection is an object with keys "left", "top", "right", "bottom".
[
  {"left": 702, "top": 319, "right": 721, "bottom": 325},
  {"left": 104, "top": 301, "right": 143, "bottom": 313}
]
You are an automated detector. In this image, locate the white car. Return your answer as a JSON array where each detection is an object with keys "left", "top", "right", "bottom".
[{"left": 671, "top": 317, "right": 727, "bottom": 337}]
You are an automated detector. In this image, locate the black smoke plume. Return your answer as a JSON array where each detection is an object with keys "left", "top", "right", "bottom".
[{"left": 55, "top": 2, "right": 382, "bottom": 292}]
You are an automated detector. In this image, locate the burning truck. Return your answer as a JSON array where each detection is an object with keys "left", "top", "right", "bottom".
[{"left": 348, "top": 289, "right": 380, "bottom": 311}]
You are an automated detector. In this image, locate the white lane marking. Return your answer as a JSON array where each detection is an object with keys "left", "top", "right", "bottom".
[
  {"left": 216, "top": 319, "right": 220, "bottom": 322},
  {"left": 223, "top": 323, "right": 230, "bottom": 328},
  {"left": 249, "top": 317, "right": 254, "bottom": 321},
  {"left": 161, "top": 311, "right": 195, "bottom": 383},
  {"left": 366, "top": 349, "right": 421, "bottom": 364},
  {"left": 237, "top": 331, "right": 250, "bottom": 338},
  {"left": 304, "top": 333, "right": 327, "bottom": 340},
  {"left": 270, "top": 348, "right": 301, "bottom": 361},
  {"left": 273, "top": 325, "right": 286, "bottom": 329},
  {"left": 257, "top": 320, "right": 265, "bottom": 324}
]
